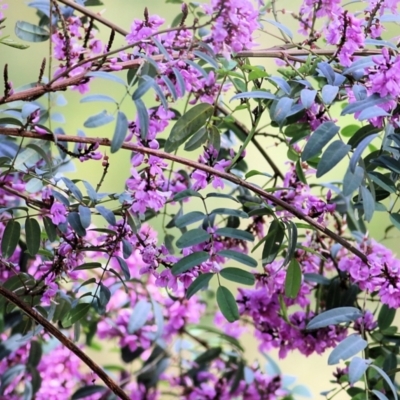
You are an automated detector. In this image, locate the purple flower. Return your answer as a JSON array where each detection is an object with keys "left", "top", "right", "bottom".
[{"left": 50, "top": 202, "right": 67, "bottom": 225}]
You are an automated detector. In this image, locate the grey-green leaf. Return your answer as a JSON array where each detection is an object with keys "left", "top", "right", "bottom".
[
  {"left": 215, "top": 228, "right": 254, "bottom": 242},
  {"left": 128, "top": 300, "right": 151, "bottom": 333},
  {"left": 216, "top": 286, "right": 239, "bottom": 322},
  {"left": 217, "top": 249, "right": 257, "bottom": 268},
  {"left": 306, "top": 307, "right": 363, "bottom": 330},
  {"left": 95, "top": 205, "right": 116, "bottom": 226},
  {"left": 316, "top": 141, "right": 351, "bottom": 178},
  {"left": 83, "top": 110, "right": 114, "bottom": 128},
  {"left": 328, "top": 334, "right": 367, "bottom": 365},
  {"left": 220, "top": 267, "right": 255, "bottom": 286},
  {"left": 175, "top": 229, "right": 210, "bottom": 248},
  {"left": 175, "top": 211, "right": 205, "bottom": 228},
  {"left": 302, "top": 122, "right": 339, "bottom": 161},
  {"left": 15, "top": 21, "right": 49, "bottom": 42},
  {"left": 111, "top": 111, "right": 128, "bottom": 153}
]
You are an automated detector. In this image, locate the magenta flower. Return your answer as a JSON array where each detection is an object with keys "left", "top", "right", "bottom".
[{"left": 50, "top": 202, "right": 67, "bottom": 225}]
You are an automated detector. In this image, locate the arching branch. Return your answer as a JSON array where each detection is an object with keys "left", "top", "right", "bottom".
[
  {"left": 0, "top": 127, "right": 369, "bottom": 264},
  {"left": 0, "top": 285, "right": 130, "bottom": 400}
]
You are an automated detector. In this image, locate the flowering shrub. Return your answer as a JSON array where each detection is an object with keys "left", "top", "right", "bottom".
[{"left": 1, "top": 0, "right": 400, "bottom": 399}]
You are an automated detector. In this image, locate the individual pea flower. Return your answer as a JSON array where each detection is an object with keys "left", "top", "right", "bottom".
[{"left": 49, "top": 201, "right": 67, "bottom": 225}]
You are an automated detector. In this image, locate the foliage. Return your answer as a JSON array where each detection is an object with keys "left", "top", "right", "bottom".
[{"left": 1, "top": 0, "right": 400, "bottom": 399}]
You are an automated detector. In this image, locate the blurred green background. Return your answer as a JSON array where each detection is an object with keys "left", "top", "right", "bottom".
[{"left": 2, "top": 0, "right": 399, "bottom": 397}]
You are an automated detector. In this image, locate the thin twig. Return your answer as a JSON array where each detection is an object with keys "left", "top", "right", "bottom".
[
  {"left": 0, "top": 127, "right": 369, "bottom": 264},
  {"left": 57, "top": 0, "right": 128, "bottom": 36},
  {"left": 0, "top": 285, "right": 130, "bottom": 400},
  {"left": 216, "top": 105, "right": 284, "bottom": 180}
]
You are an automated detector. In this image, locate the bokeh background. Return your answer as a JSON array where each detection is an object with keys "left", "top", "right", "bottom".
[{"left": 2, "top": 0, "right": 399, "bottom": 397}]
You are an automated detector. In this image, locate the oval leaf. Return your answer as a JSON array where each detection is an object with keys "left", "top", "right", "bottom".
[
  {"left": 165, "top": 104, "right": 213, "bottom": 153},
  {"left": 172, "top": 251, "right": 209, "bottom": 275},
  {"left": 186, "top": 273, "right": 214, "bottom": 299},
  {"left": 111, "top": 111, "right": 128, "bottom": 153},
  {"left": 25, "top": 217, "right": 40, "bottom": 256},
  {"left": 328, "top": 334, "right": 367, "bottom": 365},
  {"left": 316, "top": 141, "right": 351, "bottom": 178},
  {"left": 217, "top": 249, "right": 258, "bottom": 268},
  {"left": 220, "top": 267, "right": 255, "bottom": 286},
  {"left": 2, "top": 220, "right": 21, "bottom": 259},
  {"left": 306, "top": 307, "right": 363, "bottom": 330},
  {"left": 284, "top": 259, "right": 302, "bottom": 298},
  {"left": 216, "top": 286, "right": 239, "bottom": 322},
  {"left": 128, "top": 300, "right": 151, "bottom": 334},
  {"left": 175, "top": 229, "right": 211, "bottom": 249}
]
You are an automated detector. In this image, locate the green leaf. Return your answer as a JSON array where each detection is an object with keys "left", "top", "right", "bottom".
[
  {"left": 369, "top": 365, "right": 398, "bottom": 400},
  {"left": 208, "top": 125, "right": 221, "bottom": 153},
  {"left": 111, "top": 111, "right": 128, "bottom": 153},
  {"left": 164, "top": 104, "right": 214, "bottom": 152},
  {"left": 214, "top": 228, "right": 254, "bottom": 242},
  {"left": 217, "top": 249, "right": 257, "bottom": 268},
  {"left": 220, "top": 267, "right": 255, "bottom": 286},
  {"left": 71, "top": 385, "right": 107, "bottom": 399},
  {"left": 186, "top": 273, "right": 214, "bottom": 299},
  {"left": 172, "top": 189, "right": 202, "bottom": 201},
  {"left": 15, "top": 21, "right": 49, "bottom": 42},
  {"left": 172, "top": 251, "right": 209, "bottom": 275},
  {"left": 115, "top": 256, "right": 130, "bottom": 280},
  {"left": 27, "top": 341, "right": 42, "bottom": 368},
  {"left": 328, "top": 334, "right": 367, "bottom": 365},
  {"left": 25, "top": 218, "right": 40, "bottom": 256},
  {"left": 378, "top": 304, "right": 396, "bottom": 331},
  {"left": 302, "top": 121, "right": 339, "bottom": 161},
  {"left": 0, "top": 38, "right": 29, "bottom": 49},
  {"left": 245, "top": 170, "right": 273, "bottom": 179},
  {"left": 316, "top": 141, "right": 351, "bottom": 178},
  {"left": 43, "top": 216, "right": 57, "bottom": 242},
  {"left": 216, "top": 286, "right": 239, "bottom": 322},
  {"left": 132, "top": 79, "right": 153, "bottom": 100},
  {"left": 211, "top": 208, "right": 248, "bottom": 219},
  {"left": 2, "top": 220, "right": 21, "bottom": 259},
  {"left": 175, "top": 211, "right": 205, "bottom": 228},
  {"left": 284, "top": 259, "right": 302, "bottom": 298},
  {"left": 63, "top": 303, "right": 91, "bottom": 327},
  {"left": 184, "top": 127, "right": 208, "bottom": 151},
  {"left": 73, "top": 262, "right": 102, "bottom": 271},
  {"left": 175, "top": 229, "right": 210, "bottom": 248},
  {"left": 262, "top": 220, "right": 285, "bottom": 264}
]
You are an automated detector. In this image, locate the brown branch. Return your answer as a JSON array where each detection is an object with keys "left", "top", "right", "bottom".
[
  {"left": 56, "top": 0, "right": 129, "bottom": 36},
  {"left": 216, "top": 105, "right": 284, "bottom": 180},
  {"left": 0, "top": 127, "right": 369, "bottom": 264},
  {"left": 0, "top": 285, "right": 130, "bottom": 400}
]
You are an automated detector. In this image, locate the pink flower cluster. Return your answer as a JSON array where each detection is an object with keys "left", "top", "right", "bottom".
[{"left": 339, "top": 238, "right": 400, "bottom": 308}]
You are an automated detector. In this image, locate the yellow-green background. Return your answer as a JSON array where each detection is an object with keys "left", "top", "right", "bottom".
[{"left": 2, "top": 1, "right": 399, "bottom": 397}]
